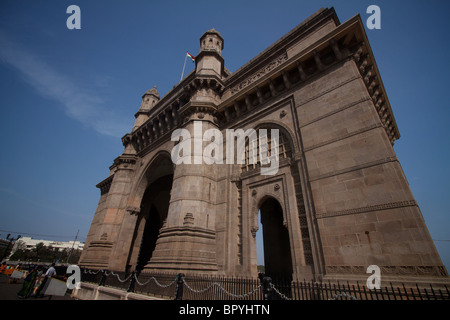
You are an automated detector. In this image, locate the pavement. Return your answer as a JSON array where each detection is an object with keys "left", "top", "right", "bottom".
[{"left": 0, "top": 274, "right": 74, "bottom": 300}]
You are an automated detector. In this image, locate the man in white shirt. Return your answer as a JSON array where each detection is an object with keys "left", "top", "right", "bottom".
[
  {"left": 45, "top": 263, "right": 56, "bottom": 278},
  {"left": 34, "top": 263, "right": 57, "bottom": 298}
]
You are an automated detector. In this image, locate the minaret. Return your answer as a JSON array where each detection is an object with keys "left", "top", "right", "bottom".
[
  {"left": 195, "top": 28, "right": 225, "bottom": 78},
  {"left": 132, "top": 86, "right": 160, "bottom": 132}
]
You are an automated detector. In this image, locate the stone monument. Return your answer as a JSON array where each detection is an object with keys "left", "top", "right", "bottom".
[{"left": 79, "top": 8, "right": 448, "bottom": 284}]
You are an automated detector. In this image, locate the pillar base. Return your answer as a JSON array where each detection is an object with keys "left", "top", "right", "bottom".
[{"left": 141, "top": 226, "right": 218, "bottom": 274}]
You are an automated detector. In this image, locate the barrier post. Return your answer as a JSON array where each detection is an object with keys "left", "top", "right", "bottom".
[{"left": 175, "top": 273, "right": 185, "bottom": 300}]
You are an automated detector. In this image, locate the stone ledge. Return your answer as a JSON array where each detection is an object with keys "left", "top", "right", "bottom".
[{"left": 316, "top": 200, "right": 418, "bottom": 219}]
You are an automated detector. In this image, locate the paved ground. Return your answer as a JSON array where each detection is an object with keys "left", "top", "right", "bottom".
[{"left": 0, "top": 274, "right": 74, "bottom": 300}]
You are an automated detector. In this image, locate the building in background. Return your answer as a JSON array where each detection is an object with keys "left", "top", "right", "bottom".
[{"left": 11, "top": 236, "right": 84, "bottom": 255}]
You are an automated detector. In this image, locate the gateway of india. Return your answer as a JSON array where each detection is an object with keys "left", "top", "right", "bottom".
[{"left": 79, "top": 8, "right": 448, "bottom": 284}]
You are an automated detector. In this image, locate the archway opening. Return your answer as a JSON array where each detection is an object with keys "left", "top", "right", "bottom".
[
  {"left": 135, "top": 174, "right": 173, "bottom": 272},
  {"left": 259, "top": 197, "right": 293, "bottom": 281},
  {"left": 256, "top": 211, "right": 265, "bottom": 273}
]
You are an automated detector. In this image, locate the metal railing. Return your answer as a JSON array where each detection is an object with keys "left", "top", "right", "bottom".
[{"left": 80, "top": 268, "right": 450, "bottom": 300}]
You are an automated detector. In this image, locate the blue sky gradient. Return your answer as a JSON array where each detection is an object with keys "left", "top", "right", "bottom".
[{"left": 0, "top": 0, "right": 449, "bottom": 270}]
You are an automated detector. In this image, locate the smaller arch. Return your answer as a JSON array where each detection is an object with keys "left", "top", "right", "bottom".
[
  {"left": 253, "top": 192, "right": 286, "bottom": 230},
  {"left": 256, "top": 193, "right": 284, "bottom": 213},
  {"left": 257, "top": 196, "right": 293, "bottom": 281}
]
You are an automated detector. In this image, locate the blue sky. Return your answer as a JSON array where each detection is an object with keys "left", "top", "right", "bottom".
[{"left": 0, "top": 0, "right": 449, "bottom": 270}]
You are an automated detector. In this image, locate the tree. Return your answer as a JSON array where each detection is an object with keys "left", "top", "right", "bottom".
[{"left": 33, "top": 242, "right": 45, "bottom": 261}]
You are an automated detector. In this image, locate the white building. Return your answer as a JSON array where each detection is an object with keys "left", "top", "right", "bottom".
[{"left": 12, "top": 236, "right": 84, "bottom": 253}]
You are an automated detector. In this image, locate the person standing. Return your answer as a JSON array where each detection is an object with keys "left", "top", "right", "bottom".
[
  {"left": 17, "top": 265, "right": 38, "bottom": 299},
  {"left": 33, "top": 263, "right": 56, "bottom": 298},
  {"left": 45, "top": 263, "right": 56, "bottom": 278}
]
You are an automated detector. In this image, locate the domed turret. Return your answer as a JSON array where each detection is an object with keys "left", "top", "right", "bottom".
[
  {"left": 141, "top": 86, "right": 160, "bottom": 108},
  {"left": 132, "top": 86, "right": 160, "bottom": 132},
  {"left": 199, "top": 29, "right": 224, "bottom": 55},
  {"left": 196, "top": 29, "right": 225, "bottom": 78}
]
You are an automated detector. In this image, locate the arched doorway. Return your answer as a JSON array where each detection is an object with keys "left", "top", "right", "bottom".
[
  {"left": 126, "top": 152, "right": 175, "bottom": 273},
  {"left": 134, "top": 174, "right": 173, "bottom": 272},
  {"left": 259, "top": 197, "right": 293, "bottom": 281}
]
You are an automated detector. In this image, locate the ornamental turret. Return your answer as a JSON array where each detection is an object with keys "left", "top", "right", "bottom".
[
  {"left": 195, "top": 29, "right": 225, "bottom": 78},
  {"left": 132, "top": 86, "right": 160, "bottom": 132}
]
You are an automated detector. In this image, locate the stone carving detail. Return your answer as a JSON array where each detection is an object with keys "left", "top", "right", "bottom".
[
  {"left": 111, "top": 155, "right": 137, "bottom": 170},
  {"left": 251, "top": 226, "right": 259, "bottom": 238},
  {"left": 292, "top": 152, "right": 302, "bottom": 162},
  {"left": 96, "top": 175, "right": 114, "bottom": 195},
  {"left": 126, "top": 206, "right": 140, "bottom": 216},
  {"left": 183, "top": 212, "right": 195, "bottom": 226},
  {"left": 352, "top": 42, "right": 399, "bottom": 145},
  {"left": 309, "top": 156, "right": 398, "bottom": 182},
  {"left": 231, "top": 52, "right": 288, "bottom": 94},
  {"left": 316, "top": 200, "right": 418, "bottom": 219}
]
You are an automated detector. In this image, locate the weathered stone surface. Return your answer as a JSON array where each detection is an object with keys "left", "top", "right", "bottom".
[{"left": 79, "top": 7, "right": 448, "bottom": 284}]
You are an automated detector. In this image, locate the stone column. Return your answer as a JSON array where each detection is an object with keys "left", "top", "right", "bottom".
[
  {"left": 143, "top": 112, "right": 219, "bottom": 273},
  {"left": 80, "top": 155, "right": 137, "bottom": 271},
  {"left": 103, "top": 156, "right": 138, "bottom": 271}
]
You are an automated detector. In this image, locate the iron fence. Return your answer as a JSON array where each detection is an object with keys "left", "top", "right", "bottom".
[
  {"left": 80, "top": 268, "right": 449, "bottom": 301},
  {"left": 181, "top": 273, "right": 263, "bottom": 300}
]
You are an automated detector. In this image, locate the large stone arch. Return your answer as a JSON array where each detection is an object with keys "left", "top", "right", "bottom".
[
  {"left": 125, "top": 150, "right": 174, "bottom": 213},
  {"left": 124, "top": 150, "right": 175, "bottom": 272}
]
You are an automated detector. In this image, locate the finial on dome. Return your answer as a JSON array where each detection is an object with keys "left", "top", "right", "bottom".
[
  {"left": 200, "top": 28, "right": 224, "bottom": 53},
  {"left": 143, "top": 86, "right": 160, "bottom": 99}
]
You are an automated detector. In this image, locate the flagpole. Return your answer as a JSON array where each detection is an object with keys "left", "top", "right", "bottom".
[
  {"left": 66, "top": 229, "right": 79, "bottom": 264},
  {"left": 180, "top": 52, "right": 188, "bottom": 82}
]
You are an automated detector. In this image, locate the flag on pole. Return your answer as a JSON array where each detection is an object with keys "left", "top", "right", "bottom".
[
  {"left": 180, "top": 51, "right": 196, "bottom": 81},
  {"left": 187, "top": 52, "right": 195, "bottom": 63}
]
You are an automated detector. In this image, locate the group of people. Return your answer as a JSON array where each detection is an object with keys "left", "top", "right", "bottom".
[{"left": 17, "top": 263, "right": 57, "bottom": 299}]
